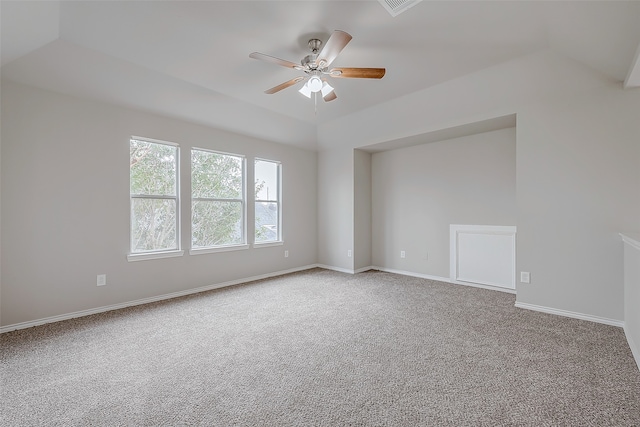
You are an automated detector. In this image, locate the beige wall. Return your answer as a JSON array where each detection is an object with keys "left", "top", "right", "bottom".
[
  {"left": 3, "top": 48, "right": 640, "bottom": 329},
  {"left": 1, "top": 81, "right": 317, "bottom": 326},
  {"left": 354, "top": 150, "right": 372, "bottom": 271},
  {"left": 317, "top": 148, "right": 353, "bottom": 271},
  {"left": 318, "top": 50, "right": 640, "bottom": 322},
  {"left": 371, "top": 128, "right": 516, "bottom": 278},
  {"left": 514, "top": 89, "right": 639, "bottom": 320}
]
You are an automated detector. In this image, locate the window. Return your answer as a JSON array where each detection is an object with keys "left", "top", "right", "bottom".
[
  {"left": 191, "top": 149, "right": 246, "bottom": 251},
  {"left": 255, "top": 159, "right": 281, "bottom": 244},
  {"left": 129, "top": 137, "right": 181, "bottom": 258}
]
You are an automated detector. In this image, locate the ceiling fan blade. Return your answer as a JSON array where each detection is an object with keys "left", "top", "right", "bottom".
[
  {"left": 264, "top": 77, "right": 305, "bottom": 94},
  {"left": 316, "top": 30, "right": 352, "bottom": 68},
  {"left": 323, "top": 91, "right": 337, "bottom": 102},
  {"left": 250, "top": 52, "right": 302, "bottom": 70},
  {"left": 330, "top": 67, "right": 386, "bottom": 79}
]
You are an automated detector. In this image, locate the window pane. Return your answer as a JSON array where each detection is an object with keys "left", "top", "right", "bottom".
[
  {"left": 255, "top": 160, "right": 278, "bottom": 200},
  {"left": 192, "top": 150, "right": 243, "bottom": 199},
  {"left": 192, "top": 200, "right": 243, "bottom": 247},
  {"left": 131, "top": 198, "right": 177, "bottom": 252},
  {"left": 130, "top": 140, "right": 177, "bottom": 196},
  {"left": 255, "top": 202, "right": 278, "bottom": 242}
]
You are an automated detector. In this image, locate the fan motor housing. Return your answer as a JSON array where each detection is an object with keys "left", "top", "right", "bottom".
[
  {"left": 302, "top": 38, "right": 323, "bottom": 69},
  {"left": 301, "top": 54, "right": 319, "bottom": 69}
]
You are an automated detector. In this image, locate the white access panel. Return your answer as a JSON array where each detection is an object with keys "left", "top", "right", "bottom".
[{"left": 450, "top": 225, "right": 516, "bottom": 290}]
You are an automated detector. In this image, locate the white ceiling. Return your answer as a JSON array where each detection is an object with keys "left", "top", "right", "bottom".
[{"left": 2, "top": 1, "right": 640, "bottom": 150}]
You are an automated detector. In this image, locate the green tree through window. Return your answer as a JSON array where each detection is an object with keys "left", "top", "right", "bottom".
[
  {"left": 130, "top": 138, "right": 179, "bottom": 253},
  {"left": 191, "top": 149, "right": 245, "bottom": 248}
]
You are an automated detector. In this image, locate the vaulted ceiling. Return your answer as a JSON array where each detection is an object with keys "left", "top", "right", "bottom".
[{"left": 2, "top": 1, "right": 639, "bottom": 150}]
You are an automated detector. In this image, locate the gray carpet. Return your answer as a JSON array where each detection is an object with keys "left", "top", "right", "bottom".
[{"left": 1, "top": 268, "right": 639, "bottom": 426}]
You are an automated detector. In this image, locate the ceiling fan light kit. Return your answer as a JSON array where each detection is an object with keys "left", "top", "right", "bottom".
[
  {"left": 321, "top": 81, "right": 334, "bottom": 97},
  {"left": 298, "top": 83, "right": 312, "bottom": 98},
  {"left": 298, "top": 79, "right": 334, "bottom": 99},
  {"left": 307, "top": 76, "right": 323, "bottom": 92},
  {"left": 250, "top": 30, "right": 385, "bottom": 104}
]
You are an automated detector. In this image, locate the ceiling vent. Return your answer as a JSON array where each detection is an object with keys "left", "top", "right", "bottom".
[{"left": 378, "top": 0, "right": 423, "bottom": 17}]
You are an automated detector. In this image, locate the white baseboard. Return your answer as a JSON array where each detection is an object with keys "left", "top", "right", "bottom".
[
  {"left": 316, "top": 264, "right": 354, "bottom": 274},
  {"left": 515, "top": 301, "right": 624, "bottom": 328},
  {"left": 316, "top": 265, "right": 375, "bottom": 274},
  {"left": 0, "top": 264, "right": 319, "bottom": 334},
  {"left": 452, "top": 278, "right": 516, "bottom": 294},
  {"left": 4, "top": 262, "right": 629, "bottom": 350},
  {"left": 372, "top": 266, "right": 450, "bottom": 282},
  {"left": 623, "top": 326, "right": 640, "bottom": 371},
  {"left": 371, "top": 266, "right": 516, "bottom": 294}
]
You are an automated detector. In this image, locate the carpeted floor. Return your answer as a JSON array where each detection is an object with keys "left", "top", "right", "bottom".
[{"left": 1, "top": 268, "right": 639, "bottom": 426}]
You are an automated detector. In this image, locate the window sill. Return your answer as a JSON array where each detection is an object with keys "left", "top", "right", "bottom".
[
  {"left": 253, "top": 241, "right": 284, "bottom": 248},
  {"left": 127, "top": 250, "right": 184, "bottom": 262},
  {"left": 190, "top": 244, "right": 250, "bottom": 255}
]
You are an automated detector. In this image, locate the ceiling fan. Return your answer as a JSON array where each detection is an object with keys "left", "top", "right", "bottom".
[{"left": 249, "top": 30, "right": 385, "bottom": 102}]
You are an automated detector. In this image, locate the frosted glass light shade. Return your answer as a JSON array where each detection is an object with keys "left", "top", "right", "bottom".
[
  {"left": 308, "top": 76, "right": 322, "bottom": 92},
  {"left": 321, "top": 82, "right": 334, "bottom": 97},
  {"left": 298, "top": 83, "right": 312, "bottom": 98}
]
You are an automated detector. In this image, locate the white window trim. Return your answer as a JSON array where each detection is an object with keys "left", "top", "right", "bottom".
[
  {"left": 191, "top": 148, "right": 247, "bottom": 250},
  {"left": 131, "top": 135, "right": 179, "bottom": 147},
  {"left": 189, "top": 244, "right": 250, "bottom": 256},
  {"left": 129, "top": 136, "right": 181, "bottom": 258},
  {"left": 254, "top": 158, "right": 282, "bottom": 244},
  {"left": 253, "top": 241, "right": 283, "bottom": 248},
  {"left": 127, "top": 250, "right": 184, "bottom": 262}
]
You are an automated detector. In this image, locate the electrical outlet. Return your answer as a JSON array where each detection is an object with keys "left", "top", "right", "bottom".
[
  {"left": 284, "top": 250, "right": 289, "bottom": 258},
  {"left": 520, "top": 272, "right": 531, "bottom": 284},
  {"left": 347, "top": 250, "right": 352, "bottom": 258},
  {"left": 400, "top": 250, "right": 406, "bottom": 258},
  {"left": 97, "top": 274, "right": 106, "bottom": 287}
]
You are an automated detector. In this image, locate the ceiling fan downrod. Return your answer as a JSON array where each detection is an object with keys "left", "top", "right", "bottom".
[
  {"left": 308, "top": 38, "right": 322, "bottom": 54},
  {"left": 302, "top": 38, "right": 323, "bottom": 70}
]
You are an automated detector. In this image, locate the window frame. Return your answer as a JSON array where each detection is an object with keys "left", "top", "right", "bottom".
[
  {"left": 254, "top": 158, "right": 282, "bottom": 247},
  {"left": 189, "top": 147, "right": 248, "bottom": 255},
  {"left": 128, "top": 136, "right": 183, "bottom": 262}
]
